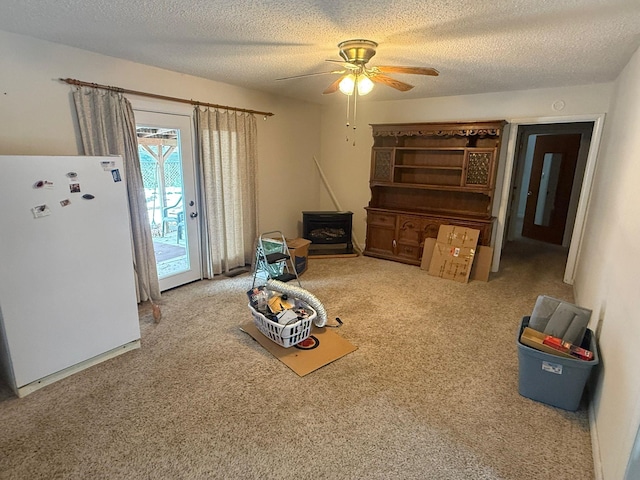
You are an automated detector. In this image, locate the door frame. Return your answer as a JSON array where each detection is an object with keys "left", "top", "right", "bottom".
[{"left": 492, "top": 113, "right": 606, "bottom": 284}]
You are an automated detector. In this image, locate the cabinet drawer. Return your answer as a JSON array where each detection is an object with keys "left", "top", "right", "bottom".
[
  {"left": 368, "top": 212, "right": 396, "bottom": 228},
  {"left": 396, "top": 242, "right": 422, "bottom": 262}
]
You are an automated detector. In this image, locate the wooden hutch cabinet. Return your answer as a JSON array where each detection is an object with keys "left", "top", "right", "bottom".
[{"left": 364, "top": 120, "right": 506, "bottom": 266}]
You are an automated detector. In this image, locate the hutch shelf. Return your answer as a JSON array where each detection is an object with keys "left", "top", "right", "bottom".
[{"left": 364, "top": 120, "right": 506, "bottom": 266}]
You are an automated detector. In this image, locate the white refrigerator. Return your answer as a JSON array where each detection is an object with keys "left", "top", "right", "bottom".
[{"left": 0, "top": 155, "right": 141, "bottom": 397}]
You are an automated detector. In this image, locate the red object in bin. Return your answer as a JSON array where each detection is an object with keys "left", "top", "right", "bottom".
[{"left": 542, "top": 335, "right": 594, "bottom": 361}]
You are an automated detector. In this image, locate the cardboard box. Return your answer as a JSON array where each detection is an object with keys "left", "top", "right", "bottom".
[
  {"left": 427, "top": 226, "right": 480, "bottom": 283},
  {"left": 519, "top": 327, "right": 575, "bottom": 359},
  {"left": 286, "top": 238, "right": 311, "bottom": 275}
]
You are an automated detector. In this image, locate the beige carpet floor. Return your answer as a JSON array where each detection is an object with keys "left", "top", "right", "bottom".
[{"left": 0, "top": 239, "right": 594, "bottom": 480}]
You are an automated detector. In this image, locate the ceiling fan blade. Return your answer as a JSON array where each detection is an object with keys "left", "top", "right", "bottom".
[
  {"left": 276, "top": 70, "right": 344, "bottom": 81},
  {"left": 325, "top": 59, "right": 360, "bottom": 70},
  {"left": 374, "top": 66, "right": 439, "bottom": 76},
  {"left": 370, "top": 74, "right": 414, "bottom": 92},
  {"left": 323, "top": 76, "right": 345, "bottom": 95}
]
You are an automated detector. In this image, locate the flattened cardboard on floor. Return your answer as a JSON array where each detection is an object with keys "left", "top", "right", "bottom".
[
  {"left": 429, "top": 244, "right": 475, "bottom": 282},
  {"left": 436, "top": 225, "right": 480, "bottom": 249},
  {"left": 469, "top": 245, "right": 493, "bottom": 282},
  {"left": 241, "top": 322, "right": 357, "bottom": 376},
  {"left": 420, "top": 237, "right": 437, "bottom": 270},
  {"left": 421, "top": 237, "right": 492, "bottom": 282},
  {"left": 427, "top": 225, "right": 480, "bottom": 283}
]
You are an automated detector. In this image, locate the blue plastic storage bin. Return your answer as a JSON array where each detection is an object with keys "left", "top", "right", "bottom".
[{"left": 517, "top": 316, "right": 599, "bottom": 411}]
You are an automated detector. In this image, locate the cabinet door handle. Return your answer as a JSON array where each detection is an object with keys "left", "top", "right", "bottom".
[{"left": 392, "top": 239, "right": 397, "bottom": 248}]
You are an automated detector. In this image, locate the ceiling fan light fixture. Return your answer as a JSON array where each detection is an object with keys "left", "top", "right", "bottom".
[
  {"left": 338, "top": 39, "right": 378, "bottom": 64},
  {"left": 339, "top": 74, "right": 356, "bottom": 95},
  {"left": 357, "top": 75, "right": 374, "bottom": 95},
  {"left": 278, "top": 38, "right": 438, "bottom": 145}
]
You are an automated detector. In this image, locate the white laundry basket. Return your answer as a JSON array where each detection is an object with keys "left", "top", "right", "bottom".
[{"left": 248, "top": 300, "right": 316, "bottom": 348}]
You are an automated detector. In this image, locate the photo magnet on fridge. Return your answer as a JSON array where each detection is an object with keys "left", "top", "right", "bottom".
[
  {"left": 100, "top": 160, "right": 116, "bottom": 171},
  {"left": 31, "top": 204, "right": 51, "bottom": 218},
  {"left": 111, "top": 169, "right": 121, "bottom": 182},
  {"left": 33, "top": 180, "right": 54, "bottom": 189},
  {"left": 69, "top": 183, "right": 81, "bottom": 193}
]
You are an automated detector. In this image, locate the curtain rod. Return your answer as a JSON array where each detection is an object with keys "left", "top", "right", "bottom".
[{"left": 60, "top": 78, "right": 275, "bottom": 117}]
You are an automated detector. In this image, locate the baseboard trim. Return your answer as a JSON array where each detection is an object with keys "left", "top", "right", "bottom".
[
  {"left": 14, "top": 339, "right": 141, "bottom": 398},
  {"left": 590, "top": 400, "right": 605, "bottom": 480},
  {"left": 309, "top": 251, "right": 359, "bottom": 259}
]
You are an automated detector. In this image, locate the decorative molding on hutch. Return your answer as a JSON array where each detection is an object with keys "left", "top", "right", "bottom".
[{"left": 372, "top": 128, "right": 503, "bottom": 138}]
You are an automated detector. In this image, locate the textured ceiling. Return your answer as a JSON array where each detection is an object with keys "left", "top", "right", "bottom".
[{"left": 1, "top": 0, "right": 639, "bottom": 104}]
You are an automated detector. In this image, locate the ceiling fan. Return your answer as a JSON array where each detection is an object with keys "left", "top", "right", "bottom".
[{"left": 278, "top": 39, "right": 439, "bottom": 96}]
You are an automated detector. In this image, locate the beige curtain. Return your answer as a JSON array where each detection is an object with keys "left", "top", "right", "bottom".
[
  {"left": 72, "top": 87, "right": 161, "bottom": 302},
  {"left": 195, "top": 108, "right": 258, "bottom": 277}
]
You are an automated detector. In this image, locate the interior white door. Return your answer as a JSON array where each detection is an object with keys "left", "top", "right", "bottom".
[{"left": 135, "top": 110, "right": 201, "bottom": 291}]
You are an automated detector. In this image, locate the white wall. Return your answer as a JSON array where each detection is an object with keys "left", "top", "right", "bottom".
[
  {"left": 0, "top": 29, "right": 322, "bottom": 239},
  {"left": 627, "top": 427, "right": 640, "bottom": 480},
  {"left": 572, "top": 45, "right": 640, "bottom": 480},
  {"left": 319, "top": 84, "right": 613, "bottom": 250}
]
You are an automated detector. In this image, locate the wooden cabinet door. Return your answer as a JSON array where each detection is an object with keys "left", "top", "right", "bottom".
[
  {"left": 365, "top": 211, "right": 397, "bottom": 257},
  {"left": 397, "top": 215, "right": 424, "bottom": 262},
  {"left": 463, "top": 150, "right": 496, "bottom": 188},
  {"left": 366, "top": 225, "right": 396, "bottom": 256},
  {"left": 421, "top": 219, "right": 443, "bottom": 243},
  {"left": 371, "top": 149, "right": 394, "bottom": 183}
]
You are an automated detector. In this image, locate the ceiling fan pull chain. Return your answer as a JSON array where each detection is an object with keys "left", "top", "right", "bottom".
[
  {"left": 345, "top": 93, "right": 350, "bottom": 129},
  {"left": 353, "top": 89, "right": 357, "bottom": 129},
  {"left": 351, "top": 92, "right": 358, "bottom": 146}
]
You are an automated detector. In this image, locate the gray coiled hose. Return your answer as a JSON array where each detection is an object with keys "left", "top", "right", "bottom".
[{"left": 266, "top": 279, "right": 328, "bottom": 327}]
